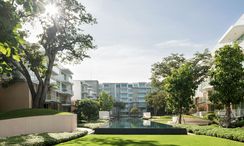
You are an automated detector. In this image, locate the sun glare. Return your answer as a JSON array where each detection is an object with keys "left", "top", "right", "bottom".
[{"left": 45, "top": 4, "right": 58, "bottom": 16}]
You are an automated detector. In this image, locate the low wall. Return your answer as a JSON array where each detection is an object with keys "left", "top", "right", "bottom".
[
  {"left": 99, "top": 111, "right": 110, "bottom": 120},
  {"left": 0, "top": 114, "right": 77, "bottom": 137}
]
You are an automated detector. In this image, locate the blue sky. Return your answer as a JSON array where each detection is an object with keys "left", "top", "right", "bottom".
[{"left": 65, "top": 0, "right": 244, "bottom": 83}]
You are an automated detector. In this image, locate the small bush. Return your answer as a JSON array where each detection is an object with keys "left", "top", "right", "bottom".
[
  {"left": 204, "top": 112, "right": 216, "bottom": 121},
  {"left": 232, "top": 119, "right": 244, "bottom": 128},
  {"left": 76, "top": 98, "right": 99, "bottom": 122},
  {"left": 175, "top": 124, "right": 244, "bottom": 142}
]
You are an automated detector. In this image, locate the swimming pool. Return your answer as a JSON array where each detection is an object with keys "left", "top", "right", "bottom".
[
  {"left": 101, "top": 117, "right": 172, "bottom": 128},
  {"left": 94, "top": 117, "right": 187, "bottom": 134}
]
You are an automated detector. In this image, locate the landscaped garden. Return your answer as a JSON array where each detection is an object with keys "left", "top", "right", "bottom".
[{"left": 0, "top": 130, "right": 87, "bottom": 146}]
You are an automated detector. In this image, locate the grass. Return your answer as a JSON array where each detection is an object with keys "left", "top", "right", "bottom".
[
  {"left": 151, "top": 116, "right": 172, "bottom": 124},
  {"left": 0, "top": 130, "right": 87, "bottom": 146},
  {"left": 0, "top": 108, "right": 72, "bottom": 120},
  {"left": 151, "top": 115, "right": 207, "bottom": 124},
  {"left": 57, "top": 134, "right": 244, "bottom": 146},
  {"left": 78, "top": 119, "right": 108, "bottom": 129}
]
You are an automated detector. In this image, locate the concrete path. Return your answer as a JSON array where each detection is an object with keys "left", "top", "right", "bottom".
[{"left": 77, "top": 128, "right": 94, "bottom": 134}]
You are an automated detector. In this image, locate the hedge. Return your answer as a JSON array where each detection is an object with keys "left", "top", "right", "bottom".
[
  {"left": 0, "top": 130, "right": 88, "bottom": 146},
  {"left": 175, "top": 124, "right": 244, "bottom": 142}
]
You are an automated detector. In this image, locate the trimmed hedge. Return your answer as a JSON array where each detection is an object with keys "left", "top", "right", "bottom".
[
  {"left": 175, "top": 124, "right": 244, "bottom": 142},
  {"left": 0, "top": 130, "right": 88, "bottom": 146}
]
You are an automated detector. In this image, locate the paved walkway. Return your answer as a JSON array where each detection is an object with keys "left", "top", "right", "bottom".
[
  {"left": 168, "top": 118, "right": 210, "bottom": 125},
  {"left": 77, "top": 128, "right": 94, "bottom": 134}
]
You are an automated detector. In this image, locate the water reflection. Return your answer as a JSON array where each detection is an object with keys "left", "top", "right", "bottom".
[{"left": 101, "top": 117, "right": 172, "bottom": 128}]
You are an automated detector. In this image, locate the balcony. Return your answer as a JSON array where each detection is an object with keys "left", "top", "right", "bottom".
[
  {"left": 61, "top": 99, "right": 71, "bottom": 105},
  {"left": 56, "top": 87, "right": 73, "bottom": 95},
  {"left": 54, "top": 75, "right": 72, "bottom": 83}
]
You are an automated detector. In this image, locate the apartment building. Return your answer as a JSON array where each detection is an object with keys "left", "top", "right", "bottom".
[
  {"left": 195, "top": 14, "right": 244, "bottom": 117},
  {"left": 72, "top": 80, "right": 99, "bottom": 101},
  {"left": 45, "top": 65, "right": 73, "bottom": 112},
  {"left": 99, "top": 82, "right": 151, "bottom": 116},
  {"left": 0, "top": 64, "right": 73, "bottom": 112}
]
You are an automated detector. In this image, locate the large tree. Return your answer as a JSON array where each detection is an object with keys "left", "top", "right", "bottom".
[
  {"left": 113, "top": 101, "right": 125, "bottom": 117},
  {"left": 0, "top": 0, "right": 96, "bottom": 108},
  {"left": 164, "top": 63, "right": 197, "bottom": 124},
  {"left": 150, "top": 49, "right": 212, "bottom": 119},
  {"left": 151, "top": 54, "right": 185, "bottom": 88},
  {"left": 210, "top": 44, "right": 244, "bottom": 127},
  {"left": 98, "top": 91, "right": 114, "bottom": 111},
  {"left": 145, "top": 91, "right": 167, "bottom": 115}
]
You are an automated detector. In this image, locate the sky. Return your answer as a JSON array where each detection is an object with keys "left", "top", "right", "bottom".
[{"left": 63, "top": 0, "right": 244, "bottom": 83}]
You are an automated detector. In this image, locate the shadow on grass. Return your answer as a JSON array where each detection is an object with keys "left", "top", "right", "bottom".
[{"left": 63, "top": 137, "right": 180, "bottom": 146}]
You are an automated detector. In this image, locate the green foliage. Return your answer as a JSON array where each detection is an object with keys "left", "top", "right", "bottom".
[
  {"left": 0, "top": 108, "right": 71, "bottom": 120},
  {"left": 150, "top": 49, "right": 212, "bottom": 118},
  {"left": 176, "top": 124, "right": 244, "bottom": 142},
  {"left": 203, "top": 112, "right": 217, "bottom": 121},
  {"left": 151, "top": 54, "right": 186, "bottom": 88},
  {"left": 233, "top": 119, "right": 244, "bottom": 128},
  {"left": 0, "top": 130, "right": 87, "bottom": 146},
  {"left": 210, "top": 44, "right": 244, "bottom": 127},
  {"left": 0, "top": 0, "right": 96, "bottom": 108},
  {"left": 130, "top": 106, "right": 140, "bottom": 115},
  {"left": 76, "top": 98, "right": 99, "bottom": 121},
  {"left": 98, "top": 91, "right": 114, "bottom": 111},
  {"left": 164, "top": 63, "right": 196, "bottom": 114},
  {"left": 0, "top": 1, "right": 22, "bottom": 76},
  {"left": 145, "top": 91, "right": 167, "bottom": 115},
  {"left": 113, "top": 101, "right": 125, "bottom": 117}
]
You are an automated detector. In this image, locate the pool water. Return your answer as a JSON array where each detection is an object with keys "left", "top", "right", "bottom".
[{"left": 101, "top": 117, "right": 172, "bottom": 128}]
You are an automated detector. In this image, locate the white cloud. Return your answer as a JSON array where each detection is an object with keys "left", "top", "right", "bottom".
[{"left": 155, "top": 39, "right": 207, "bottom": 50}]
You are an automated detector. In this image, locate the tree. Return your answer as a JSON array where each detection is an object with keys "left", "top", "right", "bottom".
[
  {"left": 0, "top": 0, "right": 22, "bottom": 81},
  {"left": 130, "top": 106, "right": 140, "bottom": 116},
  {"left": 0, "top": 0, "right": 96, "bottom": 108},
  {"left": 209, "top": 44, "right": 244, "bottom": 127},
  {"left": 150, "top": 49, "right": 212, "bottom": 119},
  {"left": 164, "top": 63, "right": 198, "bottom": 124},
  {"left": 76, "top": 98, "right": 99, "bottom": 121},
  {"left": 151, "top": 54, "right": 185, "bottom": 88},
  {"left": 145, "top": 91, "right": 167, "bottom": 115},
  {"left": 98, "top": 91, "right": 114, "bottom": 111},
  {"left": 113, "top": 101, "right": 125, "bottom": 117}
]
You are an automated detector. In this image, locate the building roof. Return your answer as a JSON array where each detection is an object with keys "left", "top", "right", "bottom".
[{"left": 218, "top": 14, "right": 244, "bottom": 44}]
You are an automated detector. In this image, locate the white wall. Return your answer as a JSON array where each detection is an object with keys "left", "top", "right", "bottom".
[
  {"left": 72, "top": 80, "right": 81, "bottom": 101},
  {"left": 0, "top": 114, "right": 77, "bottom": 137}
]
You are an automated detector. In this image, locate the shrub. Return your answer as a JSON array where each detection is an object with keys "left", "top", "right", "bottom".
[
  {"left": 175, "top": 124, "right": 244, "bottom": 142},
  {"left": 0, "top": 130, "right": 87, "bottom": 146},
  {"left": 204, "top": 112, "right": 216, "bottom": 121},
  {"left": 76, "top": 98, "right": 99, "bottom": 122},
  {"left": 130, "top": 107, "right": 140, "bottom": 115}
]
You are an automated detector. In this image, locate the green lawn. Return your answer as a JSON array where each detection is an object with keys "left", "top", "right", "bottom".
[
  {"left": 57, "top": 134, "right": 244, "bottom": 146},
  {"left": 0, "top": 108, "right": 71, "bottom": 120}
]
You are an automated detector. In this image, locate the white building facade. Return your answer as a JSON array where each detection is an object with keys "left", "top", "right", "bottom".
[{"left": 99, "top": 82, "right": 151, "bottom": 116}]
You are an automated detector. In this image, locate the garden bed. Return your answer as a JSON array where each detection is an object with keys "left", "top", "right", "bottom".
[
  {"left": 0, "top": 129, "right": 87, "bottom": 146},
  {"left": 175, "top": 124, "right": 244, "bottom": 142}
]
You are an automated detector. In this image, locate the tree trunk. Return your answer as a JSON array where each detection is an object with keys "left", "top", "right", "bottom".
[
  {"left": 178, "top": 107, "right": 182, "bottom": 124},
  {"left": 225, "top": 103, "right": 231, "bottom": 127},
  {"left": 154, "top": 108, "right": 157, "bottom": 116},
  {"left": 37, "top": 56, "right": 55, "bottom": 108}
]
